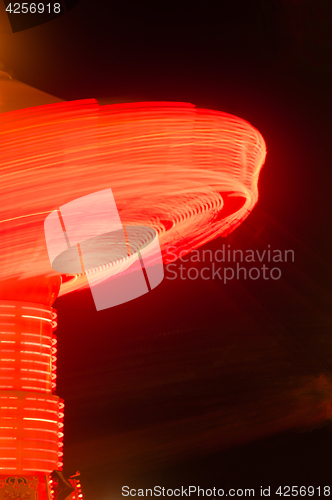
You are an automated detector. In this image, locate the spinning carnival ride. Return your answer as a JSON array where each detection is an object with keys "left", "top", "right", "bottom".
[{"left": 0, "top": 71, "right": 266, "bottom": 499}]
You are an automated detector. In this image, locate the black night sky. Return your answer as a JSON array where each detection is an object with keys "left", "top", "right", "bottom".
[{"left": 1, "top": 1, "right": 332, "bottom": 499}]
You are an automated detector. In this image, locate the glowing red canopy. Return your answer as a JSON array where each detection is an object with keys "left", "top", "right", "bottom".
[
  {"left": 0, "top": 100, "right": 266, "bottom": 302},
  {"left": 0, "top": 98, "right": 266, "bottom": 499}
]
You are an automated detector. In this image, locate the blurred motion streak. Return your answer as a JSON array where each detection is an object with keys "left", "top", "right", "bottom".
[
  {"left": 0, "top": 99, "right": 266, "bottom": 299},
  {"left": 0, "top": 97, "right": 266, "bottom": 498}
]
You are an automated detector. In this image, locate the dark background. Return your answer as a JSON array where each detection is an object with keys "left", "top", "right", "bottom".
[{"left": 1, "top": 1, "right": 332, "bottom": 498}]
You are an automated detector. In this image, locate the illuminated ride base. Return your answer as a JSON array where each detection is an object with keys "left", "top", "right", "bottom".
[
  {"left": 0, "top": 71, "right": 266, "bottom": 500},
  {"left": 0, "top": 300, "right": 62, "bottom": 500},
  {"left": 0, "top": 281, "right": 80, "bottom": 500}
]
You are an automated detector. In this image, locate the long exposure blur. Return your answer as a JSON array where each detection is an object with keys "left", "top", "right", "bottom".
[{"left": 0, "top": 1, "right": 332, "bottom": 499}]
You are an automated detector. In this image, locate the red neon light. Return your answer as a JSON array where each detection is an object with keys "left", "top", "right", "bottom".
[
  {"left": 0, "top": 101, "right": 266, "bottom": 492},
  {"left": 0, "top": 100, "right": 266, "bottom": 298},
  {"left": 0, "top": 301, "right": 63, "bottom": 476},
  {"left": 0, "top": 302, "right": 54, "bottom": 393},
  {"left": 0, "top": 390, "right": 62, "bottom": 473}
]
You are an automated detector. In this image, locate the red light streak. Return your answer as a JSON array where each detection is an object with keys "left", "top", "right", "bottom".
[
  {"left": 0, "top": 100, "right": 265, "bottom": 494},
  {"left": 0, "top": 99, "right": 266, "bottom": 298}
]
